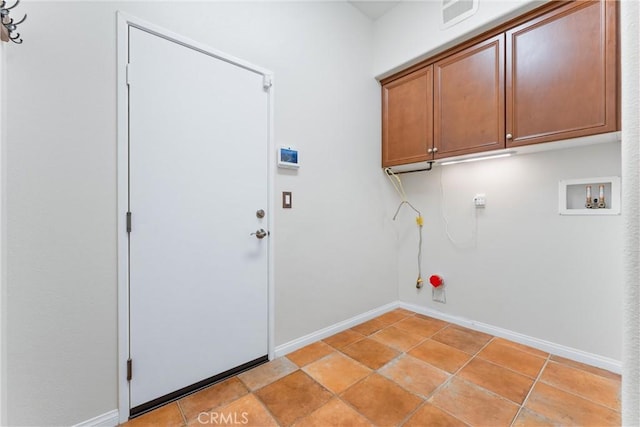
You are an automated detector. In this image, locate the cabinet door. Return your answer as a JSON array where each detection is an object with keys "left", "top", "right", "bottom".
[
  {"left": 434, "top": 34, "right": 505, "bottom": 159},
  {"left": 506, "top": 0, "right": 617, "bottom": 147},
  {"left": 382, "top": 66, "right": 433, "bottom": 167}
]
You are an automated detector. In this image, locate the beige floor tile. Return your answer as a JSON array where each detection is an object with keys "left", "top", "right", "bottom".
[
  {"left": 375, "top": 309, "right": 414, "bottom": 326},
  {"left": 477, "top": 340, "right": 546, "bottom": 378},
  {"left": 403, "top": 403, "right": 467, "bottom": 427},
  {"left": 394, "top": 316, "right": 448, "bottom": 338},
  {"left": 341, "top": 338, "right": 400, "bottom": 370},
  {"left": 188, "top": 394, "right": 277, "bottom": 427},
  {"left": 293, "top": 398, "right": 373, "bottom": 427},
  {"left": 511, "top": 408, "right": 555, "bottom": 427},
  {"left": 431, "top": 325, "right": 492, "bottom": 354},
  {"left": 379, "top": 354, "right": 449, "bottom": 398},
  {"left": 457, "top": 358, "right": 534, "bottom": 404},
  {"left": 323, "top": 329, "right": 365, "bottom": 349},
  {"left": 539, "top": 361, "right": 621, "bottom": 410},
  {"left": 525, "top": 382, "right": 620, "bottom": 426},
  {"left": 370, "top": 326, "right": 426, "bottom": 352},
  {"left": 351, "top": 318, "right": 388, "bottom": 336},
  {"left": 549, "top": 355, "right": 621, "bottom": 381},
  {"left": 178, "top": 377, "right": 248, "bottom": 421},
  {"left": 341, "top": 374, "right": 422, "bottom": 426},
  {"left": 237, "top": 357, "right": 298, "bottom": 391},
  {"left": 493, "top": 338, "right": 548, "bottom": 359},
  {"left": 408, "top": 339, "right": 472, "bottom": 373},
  {"left": 287, "top": 341, "right": 335, "bottom": 367},
  {"left": 429, "top": 378, "right": 519, "bottom": 426},
  {"left": 303, "top": 352, "right": 371, "bottom": 393},
  {"left": 122, "top": 403, "right": 185, "bottom": 427},
  {"left": 255, "top": 371, "right": 332, "bottom": 426}
]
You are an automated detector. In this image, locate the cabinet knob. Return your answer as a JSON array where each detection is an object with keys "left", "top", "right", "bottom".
[
  {"left": 433, "top": 147, "right": 438, "bottom": 153},
  {"left": 427, "top": 148, "right": 433, "bottom": 154},
  {"left": 506, "top": 134, "right": 513, "bottom": 140}
]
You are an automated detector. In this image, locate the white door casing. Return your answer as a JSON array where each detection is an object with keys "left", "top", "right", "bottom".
[{"left": 117, "top": 14, "right": 275, "bottom": 421}]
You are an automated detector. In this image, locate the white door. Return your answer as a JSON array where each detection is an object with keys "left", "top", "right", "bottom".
[{"left": 127, "top": 27, "right": 269, "bottom": 412}]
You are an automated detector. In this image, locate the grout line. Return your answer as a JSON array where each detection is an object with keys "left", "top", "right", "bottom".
[
  {"left": 474, "top": 347, "right": 547, "bottom": 380},
  {"left": 405, "top": 334, "right": 497, "bottom": 425},
  {"left": 334, "top": 373, "right": 379, "bottom": 425},
  {"left": 175, "top": 400, "right": 188, "bottom": 426},
  {"left": 534, "top": 376, "right": 622, "bottom": 413},
  {"left": 250, "top": 389, "right": 284, "bottom": 427},
  {"left": 509, "top": 354, "right": 551, "bottom": 426}
]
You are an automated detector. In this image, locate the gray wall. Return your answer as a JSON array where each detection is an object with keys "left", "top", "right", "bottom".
[{"left": 4, "top": 2, "right": 397, "bottom": 425}]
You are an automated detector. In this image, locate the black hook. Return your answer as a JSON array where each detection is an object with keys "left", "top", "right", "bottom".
[
  {"left": 5, "top": 0, "right": 20, "bottom": 11},
  {"left": 1, "top": 0, "right": 25, "bottom": 44}
]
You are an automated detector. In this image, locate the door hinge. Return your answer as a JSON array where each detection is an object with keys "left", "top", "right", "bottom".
[
  {"left": 127, "top": 358, "right": 132, "bottom": 381},
  {"left": 126, "top": 212, "right": 132, "bottom": 233},
  {"left": 263, "top": 75, "right": 272, "bottom": 90}
]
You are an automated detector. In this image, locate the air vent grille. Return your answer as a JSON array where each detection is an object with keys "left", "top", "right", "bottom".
[{"left": 442, "top": 0, "right": 478, "bottom": 28}]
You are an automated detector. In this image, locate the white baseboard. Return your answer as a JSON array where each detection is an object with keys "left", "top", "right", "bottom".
[
  {"left": 73, "top": 409, "right": 119, "bottom": 427},
  {"left": 274, "top": 300, "right": 621, "bottom": 374},
  {"left": 274, "top": 301, "right": 399, "bottom": 358},
  {"left": 399, "top": 302, "right": 622, "bottom": 374}
]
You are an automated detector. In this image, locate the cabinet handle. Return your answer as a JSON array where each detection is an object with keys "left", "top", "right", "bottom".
[
  {"left": 433, "top": 147, "right": 438, "bottom": 153},
  {"left": 427, "top": 148, "right": 433, "bottom": 154},
  {"left": 506, "top": 134, "right": 513, "bottom": 140}
]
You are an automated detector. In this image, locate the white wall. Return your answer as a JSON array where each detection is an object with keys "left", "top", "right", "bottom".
[
  {"left": 620, "top": 0, "right": 640, "bottom": 424},
  {"left": 373, "top": 0, "right": 545, "bottom": 78},
  {"left": 395, "top": 143, "right": 622, "bottom": 359},
  {"left": 374, "top": 0, "right": 623, "bottom": 361},
  {"left": 5, "top": 2, "right": 396, "bottom": 425}
]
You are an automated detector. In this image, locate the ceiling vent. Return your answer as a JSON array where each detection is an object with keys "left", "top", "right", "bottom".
[{"left": 442, "top": 0, "right": 478, "bottom": 29}]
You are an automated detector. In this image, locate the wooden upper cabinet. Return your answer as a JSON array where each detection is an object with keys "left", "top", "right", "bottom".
[
  {"left": 506, "top": 0, "right": 618, "bottom": 147},
  {"left": 382, "top": 66, "right": 433, "bottom": 167},
  {"left": 434, "top": 34, "right": 505, "bottom": 159}
]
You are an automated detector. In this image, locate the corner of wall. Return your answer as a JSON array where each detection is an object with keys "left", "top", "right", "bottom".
[
  {"left": 0, "top": 39, "right": 7, "bottom": 427},
  {"left": 621, "top": 0, "right": 640, "bottom": 425}
]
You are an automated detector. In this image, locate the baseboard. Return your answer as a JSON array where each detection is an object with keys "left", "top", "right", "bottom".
[
  {"left": 274, "top": 301, "right": 399, "bottom": 358},
  {"left": 73, "top": 409, "right": 119, "bottom": 427},
  {"left": 399, "top": 302, "right": 622, "bottom": 374}
]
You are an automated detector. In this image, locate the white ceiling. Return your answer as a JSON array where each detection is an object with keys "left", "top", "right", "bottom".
[{"left": 348, "top": 0, "right": 401, "bottom": 20}]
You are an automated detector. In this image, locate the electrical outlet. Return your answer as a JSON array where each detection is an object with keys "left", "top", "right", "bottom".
[{"left": 473, "top": 194, "right": 486, "bottom": 208}]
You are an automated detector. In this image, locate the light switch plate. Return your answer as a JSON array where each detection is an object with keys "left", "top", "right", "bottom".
[{"left": 282, "top": 191, "right": 292, "bottom": 209}]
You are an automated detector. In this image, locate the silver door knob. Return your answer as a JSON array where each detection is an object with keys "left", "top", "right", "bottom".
[
  {"left": 427, "top": 148, "right": 433, "bottom": 153},
  {"left": 251, "top": 229, "right": 268, "bottom": 239},
  {"left": 506, "top": 134, "right": 513, "bottom": 140},
  {"left": 433, "top": 147, "right": 438, "bottom": 153}
]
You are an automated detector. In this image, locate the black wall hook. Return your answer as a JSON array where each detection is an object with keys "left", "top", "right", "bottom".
[{"left": 1, "top": 0, "right": 26, "bottom": 44}]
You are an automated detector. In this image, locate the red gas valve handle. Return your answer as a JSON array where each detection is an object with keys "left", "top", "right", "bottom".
[{"left": 429, "top": 275, "right": 444, "bottom": 288}]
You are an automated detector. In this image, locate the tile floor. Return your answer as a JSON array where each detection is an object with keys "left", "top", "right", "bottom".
[{"left": 122, "top": 309, "right": 621, "bottom": 426}]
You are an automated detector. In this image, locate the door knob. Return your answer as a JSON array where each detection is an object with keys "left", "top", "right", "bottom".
[
  {"left": 506, "top": 134, "right": 513, "bottom": 140},
  {"left": 251, "top": 229, "right": 268, "bottom": 239}
]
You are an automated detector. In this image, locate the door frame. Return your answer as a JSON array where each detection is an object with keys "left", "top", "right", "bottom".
[{"left": 116, "top": 12, "right": 275, "bottom": 423}]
